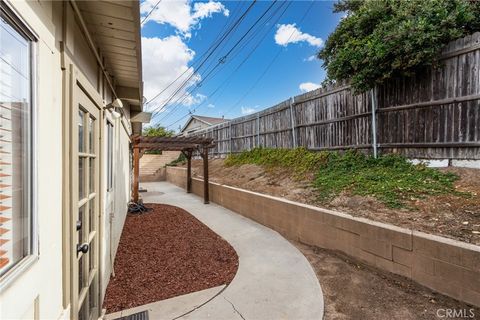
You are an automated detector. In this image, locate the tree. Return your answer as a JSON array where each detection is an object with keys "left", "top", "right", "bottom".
[
  {"left": 142, "top": 124, "right": 175, "bottom": 137},
  {"left": 318, "top": 0, "right": 480, "bottom": 93}
]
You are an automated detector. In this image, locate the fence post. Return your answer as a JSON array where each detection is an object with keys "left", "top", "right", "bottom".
[
  {"left": 370, "top": 86, "right": 378, "bottom": 158},
  {"left": 289, "top": 97, "right": 297, "bottom": 148},
  {"left": 257, "top": 113, "right": 260, "bottom": 148},
  {"left": 229, "top": 122, "right": 232, "bottom": 154}
]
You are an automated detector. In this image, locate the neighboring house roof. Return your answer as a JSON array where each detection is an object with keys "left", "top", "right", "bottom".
[
  {"left": 193, "top": 115, "right": 230, "bottom": 125},
  {"left": 180, "top": 115, "right": 230, "bottom": 133}
]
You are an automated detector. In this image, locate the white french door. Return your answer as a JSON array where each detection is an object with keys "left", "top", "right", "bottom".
[{"left": 71, "top": 82, "right": 101, "bottom": 320}]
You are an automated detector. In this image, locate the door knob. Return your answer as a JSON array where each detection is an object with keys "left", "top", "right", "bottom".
[{"left": 77, "top": 243, "right": 89, "bottom": 254}]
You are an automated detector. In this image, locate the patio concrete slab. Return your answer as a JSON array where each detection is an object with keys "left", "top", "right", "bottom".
[
  {"left": 105, "top": 285, "right": 225, "bottom": 320},
  {"left": 139, "top": 181, "right": 324, "bottom": 320}
]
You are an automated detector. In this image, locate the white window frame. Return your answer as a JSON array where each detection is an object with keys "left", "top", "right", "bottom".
[{"left": 0, "top": 1, "right": 39, "bottom": 290}]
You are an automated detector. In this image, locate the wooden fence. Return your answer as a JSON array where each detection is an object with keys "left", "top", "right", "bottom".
[{"left": 193, "top": 32, "right": 480, "bottom": 160}]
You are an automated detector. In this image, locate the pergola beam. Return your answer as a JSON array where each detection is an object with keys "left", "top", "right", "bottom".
[
  {"left": 134, "top": 143, "right": 201, "bottom": 150},
  {"left": 132, "top": 135, "right": 214, "bottom": 144},
  {"left": 131, "top": 135, "right": 214, "bottom": 204}
]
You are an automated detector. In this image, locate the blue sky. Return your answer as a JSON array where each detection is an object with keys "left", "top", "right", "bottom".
[{"left": 140, "top": 0, "right": 343, "bottom": 131}]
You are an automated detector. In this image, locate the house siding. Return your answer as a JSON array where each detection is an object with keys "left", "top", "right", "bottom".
[{"left": 0, "top": 1, "right": 138, "bottom": 319}]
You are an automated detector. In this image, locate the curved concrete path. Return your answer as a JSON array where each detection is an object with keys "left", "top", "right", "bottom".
[{"left": 140, "top": 181, "right": 324, "bottom": 320}]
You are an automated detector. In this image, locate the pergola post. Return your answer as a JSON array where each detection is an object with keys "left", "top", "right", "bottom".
[
  {"left": 203, "top": 146, "right": 209, "bottom": 204},
  {"left": 186, "top": 150, "right": 192, "bottom": 193},
  {"left": 130, "top": 135, "right": 214, "bottom": 204},
  {"left": 132, "top": 146, "right": 140, "bottom": 203}
]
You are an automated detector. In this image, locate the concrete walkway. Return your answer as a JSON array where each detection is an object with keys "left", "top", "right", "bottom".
[
  {"left": 130, "top": 181, "right": 324, "bottom": 320},
  {"left": 106, "top": 286, "right": 226, "bottom": 320}
]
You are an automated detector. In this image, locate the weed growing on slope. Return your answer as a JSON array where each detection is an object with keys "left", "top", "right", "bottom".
[{"left": 226, "top": 148, "right": 463, "bottom": 208}]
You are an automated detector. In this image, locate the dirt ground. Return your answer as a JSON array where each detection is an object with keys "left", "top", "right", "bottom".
[
  {"left": 185, "top": 159, "right": 480, "bottom": 245},
  {"left": 103, "top": 204, "right": 238, "bottom": 313},
  {"left": 294, "top": 242, "right": 479, "bottom": 319}
]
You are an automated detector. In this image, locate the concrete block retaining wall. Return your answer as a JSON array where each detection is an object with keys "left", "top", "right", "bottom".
[{"left": 164, "top": 167, "right": 480, "bottom": 307}]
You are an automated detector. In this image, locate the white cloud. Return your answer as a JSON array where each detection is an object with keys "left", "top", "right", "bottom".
[
  {"left": 142, "top": 36, "right": 202, "bottom": 112},
  {"left": 274, "top": 24, "right": 323, "bottom": 47},
  {"left": 183, "top": 93, "right": 206, "bottom": 107},
  {"left": 304, "top": 55, "right": 316, "bottom": 62},
  {"left": 192, "top": 1, "right": 229, "bottom": 20},
  {"left": 140, "top": 1, "right": 230, "bottom": 113},
  {"left": 207, "top": 103, "right": 215, "bottom": 109},
  {"left": 299, "top": 82, "right": 321, "bottom": 93},
  {"left": 141, "top": 0, "right": 229, "bottom": 37},
  {"left": 241, "top": 106, "right": 258, "bottom": 115}
]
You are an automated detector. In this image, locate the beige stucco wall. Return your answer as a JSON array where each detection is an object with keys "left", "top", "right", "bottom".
[
  {"left": 101, "top": 116, "right": 131, "bottom": 300},
  {"left": 0, "top": 1, "right": 134, "bottom": 319},
  {"left": 0, "top": 1, "right": 64, "bottom": 319}
]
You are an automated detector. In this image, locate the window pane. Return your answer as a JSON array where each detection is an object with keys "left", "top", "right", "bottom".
[
  {"left": 88, "top": 199, "right": 94, "bottom": 235},
  {"left": 0, "top": 9, "right": 31, "bottom": 276},
  {"left": 78, "top": 110, "right": 84, "bottom": 153},
  {"left": 88, "top": 116, "right": 94, "bottom": 154},
  {"left": 89, "top": 158, "right": 94, "bottom": 194},
  {"left": 78, "top": 255, "right": 85, "bottom": 294},
  {"left": 88, "top": 237, "right": 94, "bottom": 273},
  {"left": 79, "top": 158, "right": 84, "bottom": 199},
  {"left": 78, "top": 205, "right": 85, "bottom": 244},
  {"left": 88, "top": 274, "right": 98, "bottom": 316},
  {"left": 78, "top": 297, "right": 87, "bottom": 320}
]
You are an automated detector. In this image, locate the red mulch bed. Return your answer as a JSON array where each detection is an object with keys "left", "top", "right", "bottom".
[{"left": 102, "top": 203, "right": 239, "bottom": 313}]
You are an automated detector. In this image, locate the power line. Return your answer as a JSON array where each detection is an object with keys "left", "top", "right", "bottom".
[
  {"left": 155, "top": 1, "right": 281, "bottom": 124},
  {"left": 148, "top": 0, "right": 260, "bottom": 115},
  {"left": 143, "top": 1, "right": 246, "bottom": 108},
  {"left": 162, "top": 1, "right": 292, "bottom": 129},
  {"left": 146, "top": 1, "right": 257, "bottom": 109},
  {"left": 141, "top": 0, "right": 162, "bottom": 25},
  {"left": 222, "top": 0, "right": 316, "bottom": 118},
  {"left": 163, "top": 1, "right": 290, "bottom": 126}
]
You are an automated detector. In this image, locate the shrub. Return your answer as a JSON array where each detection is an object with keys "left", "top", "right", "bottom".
[
  {"left": 166, "top": 153, "right": 187, "bottom": 167},
  {"left": 318, "top": 0, "right": 480, "bottom": 92}
]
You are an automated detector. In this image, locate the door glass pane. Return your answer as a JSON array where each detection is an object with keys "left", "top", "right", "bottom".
[
  {"left": 79, "top": 158, "right": 84, "bottom": 199},
  {"left": 78, "top": 110, "right": 84, "bottom": 152},
  {"left": 78, "top": 254, "right": 84, "bottom": 294},
  {"left": 88, "top": 238, "right": 94, "bottom": 273},
  {"left": 79, "top": 291, "right": 88, "bottom": 320},
  {"left": 89, "top": 158, "right": 94, "bottom": 194},
  {"left": 89, "top": 276, "right": 98, "bottom": 317},
  {"left": 88, "top": 116, "right": 94, "bottom": 154},
  {"left": 88, "top": 199, "right": 94, "bottom": 234},
  {"left": 78, "top": 205, "right": 85, "bottom": 244}
]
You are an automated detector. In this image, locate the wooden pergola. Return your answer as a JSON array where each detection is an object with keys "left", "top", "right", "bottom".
[{"left": 131, "top": 135, "right": 215, "bottom": 204}]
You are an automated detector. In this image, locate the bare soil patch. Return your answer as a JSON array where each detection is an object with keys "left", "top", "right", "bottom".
[
  {"left": 103, "top": 203, "right": 238, "bottom": 313},
  {"left": 186, "top": 159, "right": 480, "bottom": 245},
  {"left": 294, "top": 242, "right": 479, "bottom": 319}
]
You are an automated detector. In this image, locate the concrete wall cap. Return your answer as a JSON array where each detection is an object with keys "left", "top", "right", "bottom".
[{"left": 413, "top": 230, "right": 480, "bottom": 252}]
